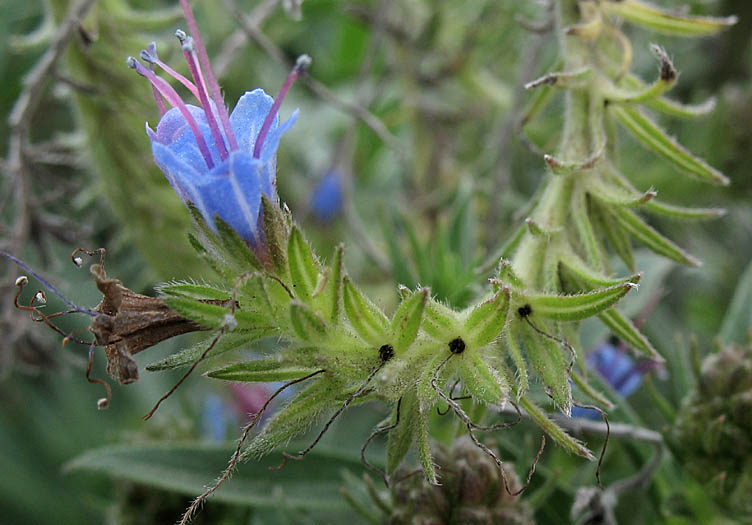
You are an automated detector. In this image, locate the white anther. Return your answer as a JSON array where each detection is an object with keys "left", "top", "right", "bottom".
[
  {"left": 15, "top": 276, "right": 28, "bottom": 287},
  {"left": 35, "top": 291, "right": 47, "bottom": 304},
  {"left": 73, "top": 256, "right": 84, "bottom": 268},
  {"left": 97, "top": 398, "right": 109, "bottom": 410}
]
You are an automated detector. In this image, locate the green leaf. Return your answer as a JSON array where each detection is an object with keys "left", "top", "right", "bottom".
[
  {"left": 146, "top": 331, "right": 270, "bottom": 371},
  {"left": 518, "top": 397, "right": 595, "bottom": 460},
  {"left": 601, "top": 0, "right": 737, "bottom": 36},
  {"left": 571, "top": 188, "right": 603, "bottom": 270},
  {"left": 601, "top": 44, "right": 676, "bottom": 103},
  {"left": 559, "top": 254, "right": 640, "bottom": 290},
  {"left": 244, "top": 379, "right": 336, "bottom": 459},
  {"left": 390, "top": 288, "right": 428, "bottom": 353},
  {"left": 66, "top": 442, "right": 360, "bottom": 511},
  {"left": 207, "top": 360, "right": 319, "bottom": 382},
  {"left": 591, "top": 201, "right": 635, "bottom": 271},
  {"left": 289, "top": 301, "right": 328, "bottom": 342},
  {"left": 623, "top": 73, "right": 717, "bottom": 118},
  {"left": 386, "top": 392, "right": 416, "bottom": 476},
  {"left": 464, "top": 287, "right": 511, "bottom": 347},
  {"left": 215, "top": 216, "right": 263, "bottom": 271},
  {"left": 644, "top": 199, "right": 726, "bottom": 221},
  {"left": 589, "top": 179, "right": 656, "bottom": 207},
  {"left": 314, "top": 244, "right": 345, "bottom": 323},
  {"left": 719, "top": 259, "right": 752, "bottom": 345},
  {"left": 457, "top": 351, "right": 506, "bottom": 404},
  {"left": 416, "top": 407, "right": 437, "bottom": 484},
  {"left": 520, "top": 321, "right": 572, "bottom": 415},
  {"left": 287, "top": 226, "right": 319, "bottom": 303},
  {"left": 524, "top": 283, "right": 636, "bottom": 322},
  {"left": 343, "top": 277, "right": 389, "bottom": 347},
  {"left": 611, "top": 206, "right": 700, "bottom": 266},
  {"left": 504, "top": 324, "right": 529, "bottom": 397},
  {"left": 570, "top": 370, "right": 614, "bottom": 410},
  {"left": 423, "top": 299, "right": 460, "bottom": 342},
  {"left": 156, "top": 282, "right": 230, "bottom": 301},
  {"left": 610, "top": 105, "right": 729, "bottom": 185},
  {"left": 598, "top": 308, "right": 662, "bottom": 360},
  {"left": 164, "top": 297, "right": 231, "bottom": 328},
  {"left": 261, "top": 195, "right": 288, "bottom": 274},
  {"left": 495, "top": 259, "right": 525, "bottom": 288}
]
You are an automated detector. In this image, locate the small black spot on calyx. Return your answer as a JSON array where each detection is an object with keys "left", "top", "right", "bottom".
[
  {"left": 517, "top": 304, "right": 532, "bottom": 318},
  {"left": 379, "top": 344, "right": 395, "bottom": 362},
  {"left": 448, "top": 337, "right": 466, "bottom": 354}
]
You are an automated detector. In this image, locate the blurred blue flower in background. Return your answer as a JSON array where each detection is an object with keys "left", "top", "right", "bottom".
[
  {"left": 309, "top": 170, "right": 344, "bottom": 222},
  {"left": 572, "top": 339, "right": 655, "bottom": 419}
]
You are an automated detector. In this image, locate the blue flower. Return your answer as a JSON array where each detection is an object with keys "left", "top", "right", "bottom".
[
  {"left": 309, "top": 170, "right": 344, "bottom": 222},
  {"left": 128, "top": 3, "right": 308, "bottom": 248},
  {"left": 571, "top": 340, "right": 652, "bottom": 419},
  {"left": 146, "top": 90, "right": 297, "bottom": 245}
]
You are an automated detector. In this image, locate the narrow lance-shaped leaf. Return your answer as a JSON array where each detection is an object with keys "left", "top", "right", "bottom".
[
  {"left": 457, "top": 351, "right": 507, "bottom": 405},
  {"left": 523, "top": 282, "right": 637, "bottom": 322},
  {"left": 505, "top": 323, "right": 529, "bottom": 398},
  {"left": 391, "top": 288, "right": 428, "bottom": 353},
  {"left": 520, "top": 320, "right": 572, "bottom": 415},
  {"left": 589, "top": 178, "right": 656, "bottom": 207},
  {"left": 644, "top": 199, "right": 726, "bottom": 221},
  {"left": 610, "top": 105, "right": 729, "bottom": 185},
  {"left": 496, "top": 259, "right": 525, "bottom": 288},
  {"left": 261, "top": 194, "right": 288, "bottom": 274},
  {"left": 207, "top": 360, "right": 319, "bottom": 382},
  {"left": 591, "top": 201, "right": 635, "bottom": 271},
  {"left": 570, "top": 188, "right": 603, "bottom": 271},
  {"left": 215, "top": 215, "right": 263, "bottom": 271},
  {"left": 601, "top": 44, "right": 677, "bottom": 103},
  {"left": 416, "top": 407, "right": 437, "bottom": 484},
  {"left": 163, "top": 297, "right": 230, "bottom": 328},
  {"left": 622, "top": 73, "right": 717, "bottom": 119},
  {"left": 601, "top": 0, "right": 737, "bottom": 37},
  {"left": 343, "top": 277, "right": 389, "bottom": 347},
  {"left": 559, "top": 254, "right": 640, "bottom": 290},
  {"left": 387, "top": 392, "right": 417, "bottom": 476},
  {"left": 423, "top": 299, "right": 459, "bottom": 342},
  {"left": 611, "top": 206, "right": 701, "bottom": 266},
  {"left": 290, "top": 301, "right": 327, "bottom": 342},
  {"left": 570, "top": 370, "right": 614, "bottom": 410},
  {"left": 146, "top": 330, "right": 264, "bottom": 371},
  {"left": 314, "top": 244, "right": 344, "bottom": 323},
  {"left": 518, "top": 396, "right": 595, "bottom": 460},
  {"left": 287, "top": 226, "right": 319, "bottom": 303},
  {"left": 157, "top": 282, "right": 230, "bottom": 301},
  {"left": 598, "top": 308, "right": 662, "bottom": 361},
  {"left": 464, "top": 287, "right": 511, "bottom": 347}
]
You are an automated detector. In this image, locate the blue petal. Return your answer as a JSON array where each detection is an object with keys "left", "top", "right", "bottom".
[
  {"left": 230, "top": 89, "right": 275, "bottom": 153},
  {"left": 259, "top": 109, "right": 298, "bottom": 162}
]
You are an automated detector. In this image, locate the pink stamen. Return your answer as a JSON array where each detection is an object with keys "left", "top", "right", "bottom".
[
  {"left": 179, "top": 0, "right": 238, "bottom": 151},
  {"left": 128, "top": 56, "right": 214, "bottom": 169},
  {"left": 141, "top": 44, "right": 200, "bottom": 100},
  {"left": 147, "top": 62, "right": 167, "bottom": 116},
  {"left": 253, "top": 55, "right": 311, "bottom": 159},
  {"left": 181, "top": 36, "right": 228, "bottom": 160}
]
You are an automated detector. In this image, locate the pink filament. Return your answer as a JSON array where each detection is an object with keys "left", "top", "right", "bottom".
[
  {"left": 129, "top": 58, "right": 214, "bottom": 169},
  {"left": 147, "top": 63, "right": 167, "bottom": 115},
  {"left": 152, "top": 57, "right": 200, "bottom": 100},
  {"left": 182, "top": 39, "right": 228, "bottom": 160},
  {"left": 253, "top": 68, "right": 299, "bottom": 159},
  {"left": 179, "top": 0, "right": 238, "bottom": 150}
]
